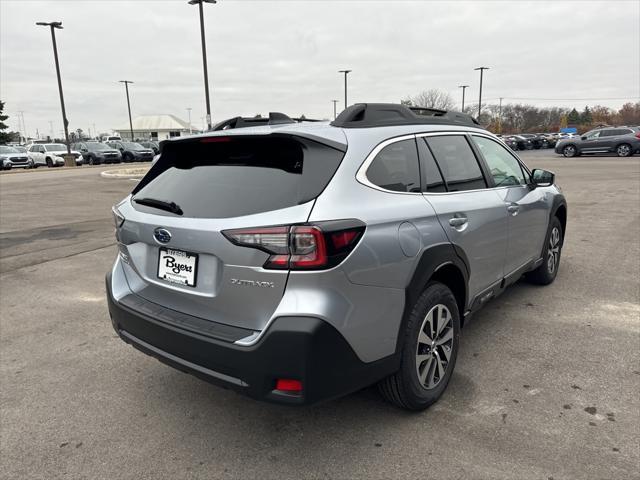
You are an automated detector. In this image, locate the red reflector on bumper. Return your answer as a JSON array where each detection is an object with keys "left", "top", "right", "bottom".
[{"left": 275, "top": 379, "right": 303, "bottom": 392}]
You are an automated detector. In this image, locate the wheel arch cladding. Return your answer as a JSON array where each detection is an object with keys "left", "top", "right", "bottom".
[
  {"left": 554, "top": 204, "right": 567, "bottom": 243},
  {"left": 396, "top": 244, "right": 469, "bottom": 354}
]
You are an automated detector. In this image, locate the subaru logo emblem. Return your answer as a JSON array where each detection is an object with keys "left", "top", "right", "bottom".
[{"left": 154, "top": 227, "right": 172, "bottom": 244}]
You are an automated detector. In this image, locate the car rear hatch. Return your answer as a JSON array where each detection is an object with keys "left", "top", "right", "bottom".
[{"left": 115, "top": 131, "right": 346, "bottom": 335}]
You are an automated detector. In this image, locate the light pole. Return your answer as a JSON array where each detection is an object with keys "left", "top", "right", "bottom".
[
  {"left": 498, "top": 97, "right": 503, "bottom": 133},
  {"left": 331, "top": 100, "right": 339, "bottom": 120},
  {"left": 36, "top": 21, "right": 72, "bottom": 161},
  {"left": 458, "top": 85, "right": 469, "bottom": 112},
  {"left": 474, "top": 66, "right": 489, "bottom": 119},
  {"left": 338, "top": 70, "right": 352, "bottom": 109},
  {"left": 119, "top": 80, "right": 134, "bottom": 141},
  {"left": 186, "top": 108, "right": 192, "bottom": 134},
  {"left": 188, "top": 0, "right": 216, "bottom": 131}
]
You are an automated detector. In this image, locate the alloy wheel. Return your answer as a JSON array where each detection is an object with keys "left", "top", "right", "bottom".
[
  {"left": 617, "top": 144, "right": 631, "bottom": 157},
  {"left": 547, "top": 226, "right": 561, "bottom": 274},
  {"left": 416, "top": 304, "right": 453, "bottom": 389},
  {"left": 563, "top": 146, "right": 576, "bottom": 157}
]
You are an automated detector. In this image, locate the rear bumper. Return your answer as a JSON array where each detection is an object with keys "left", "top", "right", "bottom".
[{"left": 106, "top": 272, "right": 397, "bottom": 405}]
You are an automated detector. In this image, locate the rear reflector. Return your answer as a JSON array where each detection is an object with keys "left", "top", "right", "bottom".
[{"left": 275, "top": 379, "right": 303, "bottom": 392}]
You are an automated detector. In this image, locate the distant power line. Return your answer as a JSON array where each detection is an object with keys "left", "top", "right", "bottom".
[{"left": 483, "top": 96, "right": 639, "bottom": 102}]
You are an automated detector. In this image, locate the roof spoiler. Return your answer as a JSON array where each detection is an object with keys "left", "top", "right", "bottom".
[
  {"left": 212, "top": 112, "right": 322, "bottom": 131},
  {"left": 331, "top": 103, "right": 482, "bottom": 129}
]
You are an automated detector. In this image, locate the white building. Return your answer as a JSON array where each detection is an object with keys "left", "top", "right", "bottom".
[{"left": 114, "top": 114, "right": 193, "bottom": 141}]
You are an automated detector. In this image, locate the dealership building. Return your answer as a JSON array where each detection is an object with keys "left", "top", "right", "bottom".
[{"left": 114, "top": 114, "right": 193, "bottom": 141}]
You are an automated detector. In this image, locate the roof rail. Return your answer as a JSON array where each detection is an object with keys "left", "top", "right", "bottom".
[
  {"left": 330, "top": 103, "right": 481, "bottom": 129},
  {"left": 212, "top": 112, "right": 321, "bottom": 131}
]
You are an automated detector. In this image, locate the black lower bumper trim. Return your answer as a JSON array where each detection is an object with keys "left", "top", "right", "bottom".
[{"left": 106, "top": 273, "right": 399, "bottom": 405}]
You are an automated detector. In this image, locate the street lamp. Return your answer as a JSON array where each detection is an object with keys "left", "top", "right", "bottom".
[
  {"left": 119, "top": 80, "right": 134, "bottom": 141},
  {"left": 338, "top": 69, "right": 352, "bottom": 109},
  {"left": 36, "top": 21, "right": 72, "bottom": 162},
  {"left": 186, "top": 108, "right": 192, "bottom": 134},
  {"left": 188, "top": 0, "right": 216, "bottom": 131},
  {"left": 458, "top": 85, "right": 469, "bottom": 113},
  {"left": 331, "top": 100, "right": 339, "bottom": 120},
  {"left": 474, "top": 66, "right": 489, "bottom": 118}
]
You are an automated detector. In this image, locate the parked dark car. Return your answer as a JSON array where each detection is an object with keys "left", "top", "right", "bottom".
[
  {"left": 535, "top": 133, "right": 557, "bottom": 148},
  {"left": 73, "top": 142, "right": 122, "bottom": 165},
  {"left": 501, "top": 136, "right": 518, "bottom": 150},
  {"left": 107, "top": 141, "right": 155, "bottom": 162},
  {"left": 508, "top": 135, "right": 533, "bottom": 150},
  {"left": 518, "top": 134, "right": 543, "bottom": 149},
  {"left": 555, "top": 126, "right": 640, "bottom": 157},
  {"left": 138, "top": 141, "right": 160, "bottom": 155}
]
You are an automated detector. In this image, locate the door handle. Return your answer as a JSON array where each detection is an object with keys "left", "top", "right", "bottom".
[
  {"left": 449, "top": 216, "right": 468, "bottom": 227},
  {"left": 507, "top": 204, "right": 520, "bottom": 215}
]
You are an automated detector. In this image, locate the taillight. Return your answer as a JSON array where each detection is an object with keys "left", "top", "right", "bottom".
[
  {"left": 222, "top": 220, "right": 365, "bottom": 270},
  {"left": 635, "top": 132, "right": 640, "bottom": 139}
]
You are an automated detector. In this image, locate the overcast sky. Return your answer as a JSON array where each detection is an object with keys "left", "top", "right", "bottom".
[{"left": 1, "top": 0, "right": 639, "bottom": 137}]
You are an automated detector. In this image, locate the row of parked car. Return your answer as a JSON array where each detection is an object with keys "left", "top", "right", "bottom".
[
  {"left": 497, "top": 133, "right": 565, "bottom": 151},
  {"left": 497, "top": 127, "right": 640, "bottom": 157},
  {"left": 0, "top": 139, "right": 160, "bottom": 170}
]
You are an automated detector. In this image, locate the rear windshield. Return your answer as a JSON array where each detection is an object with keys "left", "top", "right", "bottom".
[
  {"left": 86, "top": 142, "right": 110, "bottom": 151},
  {"left": 132, "top": 135, "right": 344, "bottom": 218}
]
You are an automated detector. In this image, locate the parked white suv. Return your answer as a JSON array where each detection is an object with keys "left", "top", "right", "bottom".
[{"left": 27, "top": 143, "right": 83, "bottom": 167}]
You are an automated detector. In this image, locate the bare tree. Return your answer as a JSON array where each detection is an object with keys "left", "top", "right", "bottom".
[{"left": 402, "top": 89, "right": 456, "bottom": 110}]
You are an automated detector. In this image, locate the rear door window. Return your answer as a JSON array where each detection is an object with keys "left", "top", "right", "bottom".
[
  {"left": 425, "top": 136, "right": 487, "bottom": 192},
  {"left": 365, "top": 139, "right": 421, "bottom": 193},
  {"left": 132, "top": 136, "right": 344, "bottom": 218}
]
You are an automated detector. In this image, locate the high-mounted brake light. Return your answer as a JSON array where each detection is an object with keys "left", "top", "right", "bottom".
[
  {"left": 200, "top": 136, "right": 232, "bottom": 143},
  {"left": 222, "top": 221, "right": 365, "bottom": 270}
]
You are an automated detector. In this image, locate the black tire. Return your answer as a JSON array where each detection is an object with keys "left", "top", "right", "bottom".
[
  {"left": 616, "top": 143, "right": 633, "bottom": 157},
  {"left": 562, "top": 145, "right": 577, "bottom": 158},
  {"left": 526, "top": 216, "right": 563, "bottom": 285},
  {"left": 378, "top": 282, "right": 461, "bottom": 411},
  {"left": 123, "top": 153, "right": 132, "bottom": 163},
  {"left": 46, "top": 157, "right": 53, "bottom": 168}
]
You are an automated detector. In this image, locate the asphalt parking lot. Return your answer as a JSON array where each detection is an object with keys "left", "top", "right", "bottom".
[{"left": 1, "top": 151, "right": 639, "bottom": 479}]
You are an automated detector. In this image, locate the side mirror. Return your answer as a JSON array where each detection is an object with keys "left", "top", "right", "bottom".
[{"left": 531, "top": 168, "right": 555, "bottom": 187}]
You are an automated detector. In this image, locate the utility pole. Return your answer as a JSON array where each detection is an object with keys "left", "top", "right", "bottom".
[
  {"left": 17, "top": 111, "right": 26, "bottom": 142},
  {"left": 331, "top": 100, "right": 339, "bottom": 120},
  {"left": 186, "top": 108, "right": 192, "bottom": 134},
  {"left": 48, "top": 121, "right": 54, "bottom": 140},
  {"left": 474, "top": 66, "right": 489, "bottom": 119},
  {"left": 36, "top": 21, "right": 73, "bottom": 163},
  {"left": 458, "top": 85, "right": 469, "bottom": 112},
  {"left": 498, "top": 97, "right": 503, "bottom": 133},
  {"left": 338, "top": 70, "right": 352, "bottom": 109},
  {"left": 119, "top": 80, "right": 134, "bottom": 141},
  {"left": 188, "top": 0, "right": 216, "bottom": 131}
]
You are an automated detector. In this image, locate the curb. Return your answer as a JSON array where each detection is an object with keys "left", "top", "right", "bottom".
[{"left": 100, "top": 168, "right": 149, "bottom": 179}]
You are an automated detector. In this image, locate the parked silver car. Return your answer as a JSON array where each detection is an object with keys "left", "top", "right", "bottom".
[
  {"left": 0, "top": 145, "right": 33, "bottom": 169},
  {"left": 107, "top": 104, "right": 567, "bottom": 410}
]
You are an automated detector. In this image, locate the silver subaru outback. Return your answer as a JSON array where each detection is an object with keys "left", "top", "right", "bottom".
[{"left": 106, "top": 103, "right": 567, "bottom": 410}]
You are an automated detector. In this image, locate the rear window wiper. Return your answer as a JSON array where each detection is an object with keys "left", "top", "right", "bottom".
[{"left": 133, "top": 197, "right": 183, "bottom": 216}]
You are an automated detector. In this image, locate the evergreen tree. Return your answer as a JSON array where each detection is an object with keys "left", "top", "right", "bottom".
[
  {"left": 0, "top": 100, "right": 12, "bottom": 143},
  {"left": 567, "top": 108, "right": 580, "bottom": 125},
  {"left": 580, "top": 106, "right": 592, "bottom": 124}
]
